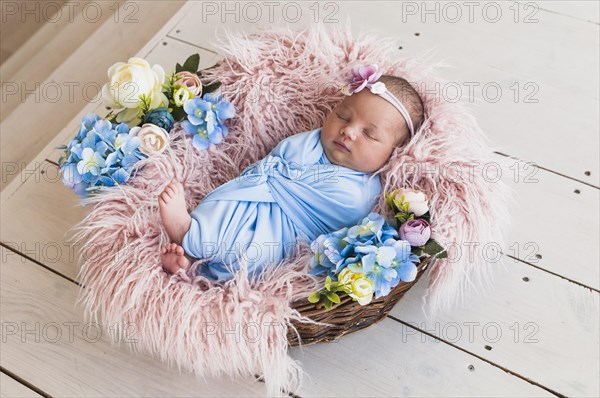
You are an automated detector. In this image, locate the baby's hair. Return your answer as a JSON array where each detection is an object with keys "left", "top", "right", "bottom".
[{"left": 378, "top": 75, "right": 425, "bottom": 147}]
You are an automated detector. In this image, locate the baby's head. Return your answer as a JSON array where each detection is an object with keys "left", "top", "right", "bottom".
[{"left": 321, "top": 75, "right": 425, "bottom": 173}]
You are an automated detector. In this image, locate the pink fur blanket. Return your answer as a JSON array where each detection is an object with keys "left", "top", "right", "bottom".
[{"left": 71, "top": 23, "right": 511, "bottom": 396}]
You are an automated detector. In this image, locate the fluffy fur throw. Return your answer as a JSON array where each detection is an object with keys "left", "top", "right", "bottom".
[{"left": 71, "top": 23, "right": 511, "bottom": 396}]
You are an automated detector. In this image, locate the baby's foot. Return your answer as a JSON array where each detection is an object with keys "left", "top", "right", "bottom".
[
  {"left": 160, "top": 243, "right": 190, "bottom": 274},
  {"left": 158, "top": 178, "right": 192, "bottom": 245}
]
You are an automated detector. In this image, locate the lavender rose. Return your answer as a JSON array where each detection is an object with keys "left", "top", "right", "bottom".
[{"left": 400, "top": 219, "right": 431, "bottom": 247}]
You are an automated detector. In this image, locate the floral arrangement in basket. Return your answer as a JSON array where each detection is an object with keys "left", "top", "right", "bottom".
[
  {"left": 308, "top": 189, "right": 447, "bottom": 310},
  {"left": 55, "top": 54, "right": 236, "bottom": 199}
]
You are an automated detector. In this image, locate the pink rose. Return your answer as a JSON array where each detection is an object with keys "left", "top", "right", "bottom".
[
  {"left": 400, "top": 219, "right": 431, "bottom": 247},
  {"left": 174, "top": 71, "right": 202, "bottom": 96}
]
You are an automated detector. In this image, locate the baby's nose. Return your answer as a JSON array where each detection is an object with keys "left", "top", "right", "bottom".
[{"left": 341, "top": 128, "right": 357, "bottom": 140}]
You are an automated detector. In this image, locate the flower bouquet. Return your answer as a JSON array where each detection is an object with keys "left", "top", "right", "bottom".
[
  {"left": 56, "top": 54, "right": 236, "bottom": 199},
  {"left": 307, "top": 188, "right": 447, "bottom": 310}
]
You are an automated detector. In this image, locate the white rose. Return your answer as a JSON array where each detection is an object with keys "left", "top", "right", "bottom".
[
  {"left": 129, "top": 123, "right": 169, "bottom": 156},
  {"left": 101, "top": 57, "right": 168, "bottom": 111},
  {"left": 397, "top": 188, "right": 429, "bottom": 217}
]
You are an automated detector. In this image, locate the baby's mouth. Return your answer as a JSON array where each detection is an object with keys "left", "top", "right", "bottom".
[{"left": 334, "top": 140, "right": 350, "bottom": 152}]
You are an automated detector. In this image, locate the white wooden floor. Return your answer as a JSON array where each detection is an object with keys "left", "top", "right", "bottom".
[{"left": 1, "top": 1, "right": 599, "bottom": 397}]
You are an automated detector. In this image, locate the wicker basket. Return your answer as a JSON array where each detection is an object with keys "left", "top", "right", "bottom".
[{"left": 287, "top": 256, "right": 432, "bottom": 346}]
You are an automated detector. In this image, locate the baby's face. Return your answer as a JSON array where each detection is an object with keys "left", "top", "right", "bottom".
[{"left": 321, "top": 90, "right": 407, "bottom": 173}]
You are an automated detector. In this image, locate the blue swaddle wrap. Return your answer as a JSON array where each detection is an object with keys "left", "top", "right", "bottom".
[{"left": 181, "top": 127, "right": 382, "bottom": 282}]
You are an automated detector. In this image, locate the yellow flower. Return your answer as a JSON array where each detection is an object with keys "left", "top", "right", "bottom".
[
  {"left": 349, "top": 278, "right": 374, "bottom": 305},
  {"left": 173, "top": 86, "right": 193, "bottom": 107}
]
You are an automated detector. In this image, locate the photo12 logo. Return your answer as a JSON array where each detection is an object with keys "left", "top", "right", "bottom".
[{"left": 400, "top": 1, "right": 540, "bottom": 24}]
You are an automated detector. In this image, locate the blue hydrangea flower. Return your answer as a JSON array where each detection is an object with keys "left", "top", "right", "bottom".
[
  {"left": 309, "top": 227, "right": 351, "bottom": 278},
  {"left": 345, "top": 212, "right": 395, "bottom": 247},
  {"left": 57, "top": 112, "right": 148, "bottom": 199},
  {"left": 384, "top": 238, "right": 421, "bottom": 288},
  {"left": 182, "top": 92, "right": 235, "bottom": 152},
  {"left": 350, "top": 244, "right": 398, "bottom": 298}
]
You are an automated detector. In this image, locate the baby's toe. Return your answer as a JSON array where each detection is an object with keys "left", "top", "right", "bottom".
[
  {"left": 175, "top": 245, "right": 184, "bottom": 255},
  {"left": 176, "top": 255, "right": 189, "bottom": 269}
]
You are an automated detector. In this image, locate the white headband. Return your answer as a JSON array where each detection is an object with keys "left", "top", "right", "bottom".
[{"left": 341, "top": 64, "right": 415, "bottom": 137}]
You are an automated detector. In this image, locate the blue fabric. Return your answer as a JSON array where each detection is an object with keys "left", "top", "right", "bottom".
[{"left": 181, "top": 127, "right": 382, "bottom": 283}]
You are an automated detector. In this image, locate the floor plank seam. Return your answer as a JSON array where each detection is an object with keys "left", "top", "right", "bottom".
[
  {"left": 0, "top": 242, "right": 80, "bottom": 287},
  {"left": 0, "top": 367, "right": 51, "bottom": 398},
  {"left": 494, "top": 151, "right": 599, "bottom": 189},
  {"left": 533, "top": 3, "right": 600, "bottom": 25},
  {"left": 505, "top": 254, "right": 600, "bottom": 293},
  {"left": 386, "top": 315, "right": 566, "bottom": 398},
  {"left": 165, "top": 34, "right": 219, "bottom": 54}
]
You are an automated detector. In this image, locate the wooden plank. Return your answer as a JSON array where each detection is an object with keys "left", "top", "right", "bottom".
[
  {"left": 290, "top": 317, "right": 552, "bottom": 397},
  {"left": 1, "top": 0, "right": 80, "bottom": 84},
  {"left": 1, "top": 161, "right": 88, "bottom": 280},
  {"left": 0, "top": 0, "right": 68, "bottom": 64},
  {"left": 0, "top": 0, "right": 187, "bottom": 191},
  {"left": 144, "top": 36, "right": 221, "bottom": 73},
  {"left": 0, "top": 253, "right": 269, "bottom": 397},
  {"left": 0, "top": 373, "right": 42, "bottom": 398},
  {"left": 529, "top": 0, "right": 600, "bottom": 23},
  {"left": 391, "top": 260, "right": 600, "bottom": 397},
  {"left": 171, "top": 1, "right": 600, "bottom": 186},
  {"left": 498, "top": 154, "right": 600, "bottom": 290},
  {"left": 1, "top": 1, "right": 126, "bottom": 122}
]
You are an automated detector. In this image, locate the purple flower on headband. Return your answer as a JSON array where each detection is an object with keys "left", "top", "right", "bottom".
[{"left": 342, "top": 64, "right": 383, "bottom": 95}]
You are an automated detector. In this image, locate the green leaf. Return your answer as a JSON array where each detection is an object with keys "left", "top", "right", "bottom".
[
  {"left": 326, "top": 292, "right": 340, "bottom": 303},
  {"left": 386, "top": 190, "right": 397, "bottom": 211},
  {"left": 175, "top": 62, "right": 183, "bottom": 74},
  {"left": 323, "top": 298, "right": 333, "bottom": 311},
  {"left": 325, "top": 276, "right": 332, "bottom": 290},
  {"left": 421, "top": 239, "right": 445, "bottom": 257},
  {"left": 170, "top": 106, "right": 187, "bottom": 123},
  {"left": 436, "top": 250, "right": 448, "bottom": 259},
  {"left": 308, "top": 292, "right": 321, "bottom": 303},
  {"left": 202, "top": 81, "right": 222, "bottom": 95},
  {"left": 182, "top": 53, "right": 200, "bottom": 73}
]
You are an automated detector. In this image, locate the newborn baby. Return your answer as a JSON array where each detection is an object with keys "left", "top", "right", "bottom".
[{"left": 158, "top": 69, "right": 425, "bottom": 283}]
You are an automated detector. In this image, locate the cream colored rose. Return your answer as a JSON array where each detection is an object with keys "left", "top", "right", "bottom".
[
  {"left": 349, "top": 278, "right": 374, "bottom": 305},
  {"left": 397, "top": 188, "right": 429, "bottom": 217},
  {"left": 101, "top": 57, "right": 168, "bottom": 111},
  {"left": 174, "top": 71, "right": 202, "bottom": 96},
  {"left": 129, "top": 123, "right": 169, "bottom": 156}
]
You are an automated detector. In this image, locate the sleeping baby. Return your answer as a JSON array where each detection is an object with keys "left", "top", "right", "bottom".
[{"left": 158, "top": 64, "right": 425, "bottom": 283}]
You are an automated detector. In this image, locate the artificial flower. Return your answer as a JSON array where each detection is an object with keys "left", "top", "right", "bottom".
[
  {"left": 393, "top": 188, "right": 429, "bottom": 217},
  {"left": 101, "top": 57, "right": 169, "bottom": 124},
  {"left": 129, "top": 123, "right": 170, "bottom": 156},
  {"left": 400, "top": 219, "right": 432, "bottom": 247},
  {"left": 174, "top": 70, "right": 203, "bottom": 96},
  {"left": 142, "top": 107, "right": 174, "bottom": 131}
]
